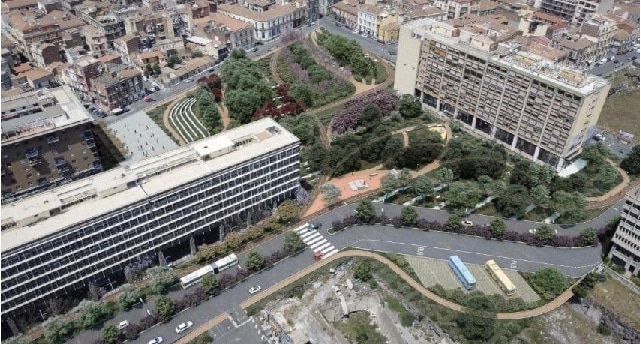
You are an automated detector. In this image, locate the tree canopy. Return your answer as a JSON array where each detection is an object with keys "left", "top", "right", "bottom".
[
  {"left": 494, "top": 184, "right": 531, "bottom": 218},
  {"left": 620, "top": 145, "right": 640, "bottom": 176},
  {"left": 441, "top": 135, "right": 507, "bottom": 180}
]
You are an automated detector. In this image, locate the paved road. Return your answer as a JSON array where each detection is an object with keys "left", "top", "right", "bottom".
[
  {"left": 589, "top": 50, "right": 639, "bottom": 77},
  {"left": 318, "top": 17, "right": 397, "bottom": 63}
]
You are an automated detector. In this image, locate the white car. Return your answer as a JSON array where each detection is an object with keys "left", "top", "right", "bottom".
[
  {"left": 117, "top": 320, "right": 129, "bottom": 330},
  {"left": 529, "top": 228, "right": 558, "bottom": 234},
  {"left": 461, "top": 220, "right": 474, "bottom": 227},
  {"left": 148, "top": 337, "right": 163, "bottom": 344},
  {"left": 249, "top": 285, "right": 262, "bottom": 295},
  {"left": 175, "top": 321, "right": 193, "bottom": 333}
]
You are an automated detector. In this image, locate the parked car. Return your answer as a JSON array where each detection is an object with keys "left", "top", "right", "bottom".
[
  {"left": 147, "top": 337, "right": 163, "bottom": 344},
  {"left": 144, "top": 96, "right": 154, "bottom": 102},
  {"left": 593, "top": 133, "right": 605, "bottom": 141},
  {"left": 310, "top": 222, "right": 322, "bottom": 229},
  {"left": 461, "top": 220, "right": 474, "bottom": 227},
  {"left": 175, "top": 321, "right": 193, "bottom": 333},
  {"left": 117, "top": 320, "right": 129, "bottom": 330},
  {"left": 249, "top": 285, "right": 262, "bottom": 295}
]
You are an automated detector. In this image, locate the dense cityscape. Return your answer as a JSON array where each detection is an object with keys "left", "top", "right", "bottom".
[{"left": 0, "top": 0, "right": 639, "bottom": 343}]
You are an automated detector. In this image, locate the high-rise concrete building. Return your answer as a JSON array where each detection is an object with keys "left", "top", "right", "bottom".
[
  {"left": 608, "top": 188, "right": 640, "bottom": 276},
  {"left": 395, "top": 18, "right": 611, "bottom": 171},
  {"left": 537, "top": 0, "right": 614, "bottom": 25},
  {"left": 1, "top": 86, "right": 102, "bottom": 204},
  {"left": 0, "top": 118, "right": 300, "bottom": 335}
]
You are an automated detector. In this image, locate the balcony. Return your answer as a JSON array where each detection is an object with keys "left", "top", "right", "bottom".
[
  {"left": 54, "top": 157, "right": 67, "bottom": 167},
  {"left": 92, "top": 161, "right": 103, "bottom": 171}
]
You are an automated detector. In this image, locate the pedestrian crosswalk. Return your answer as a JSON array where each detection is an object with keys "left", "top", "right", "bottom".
[{"left": 294, "top": 224, "right": 339, "bottom": 259}]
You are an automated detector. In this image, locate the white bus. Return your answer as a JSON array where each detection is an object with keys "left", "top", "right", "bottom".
[
  {"left": 179, "top": 253, "right": 240, "bottom": 289},
  {"left": 180, "top": 265, "right": 214, "bottom": 289},
  {"left": 213, "top": 253, "right": 239, "bottom": 274}
]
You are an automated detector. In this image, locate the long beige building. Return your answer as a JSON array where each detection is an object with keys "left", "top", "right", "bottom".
[
  {"left": 608, "top": 188, "right": 640, "bottom": 276},
  {"left": 395, "top": 18, "right": 611, "bottom": 171}
]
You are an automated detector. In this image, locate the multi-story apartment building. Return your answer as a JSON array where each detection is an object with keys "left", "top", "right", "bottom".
[
  {"left": 433, "top": 0, "right": 480, "bottom": 20},
  {"left": 358, "top": 4, "right": 384, "bottom": 37},
  {"left": 202, "top": 13, "right": 256, "bottom": 50},
  {"left": 218, "top": 3, "right": 307, "bottom": 42},
  {"left": 395, "top": 18, "right": 611, "bottom": 171},
  {"left": 579, "top": 14, "right": 618, "bottom": 59},
  {"left": 76, "top": 4, "right": 126, "bottom": 46},
  {"left": 319, "top": 0, "right": 338, "bottom": 16},
  {"left": 608, "top": 188, "right": 640, "bottom": 276},
  {"left": 537, "top": 0, "right": 614, "bottom": 26},
  {"left": 123, "top": 9, "right": 175, "bottom": 41},
  {"left": 0, "top": 118, "right": 300, "bottom": 335},
  {"left": 331, "top": 0, "right": 359, "bottom": 31},
  {"left": 1, "top": 58, "right": 12, "bottom": 90},
  {"left": 90, "top": 68, "right": 144, "bottom": 111},
  {"left": 30, "top": 43, "right": 62, "bottom": 68},
  {"left": 1, "top": 86, "right": 102, "bottom": 204},
  {"left": 65, "top": 56, "right": 103, "bottom": 102}
]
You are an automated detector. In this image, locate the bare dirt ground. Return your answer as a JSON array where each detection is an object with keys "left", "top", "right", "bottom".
[{"left": 265, "top": 266, "right": 449, "bottom": 344}]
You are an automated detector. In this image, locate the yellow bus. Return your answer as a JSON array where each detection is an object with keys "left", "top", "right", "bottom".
[{"left": 485, "top": 259, "right": 517, "bottom": 296}]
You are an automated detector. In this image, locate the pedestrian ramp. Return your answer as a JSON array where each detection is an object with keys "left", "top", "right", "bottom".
[{"left": 294, "top": 224, "right": 339, "bottom": 259}]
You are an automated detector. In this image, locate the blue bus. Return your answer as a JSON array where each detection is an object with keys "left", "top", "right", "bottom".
[{"left": 448, "top": 256, "right": 476, "bottom": 290}]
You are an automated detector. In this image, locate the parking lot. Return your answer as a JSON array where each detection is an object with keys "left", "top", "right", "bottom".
[{"left": 405, "top": 255, "right": 540, "bottom": 303}]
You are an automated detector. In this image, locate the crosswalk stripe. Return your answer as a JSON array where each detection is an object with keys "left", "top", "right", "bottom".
[
  {"left": 320, "top": 246, "right": 335, "bottom": 254},
  {"left": 294, "top": 225, "right": 309, "bottom": 233},
  {"left": 306, "top": 236, "right": 324, "bottom": 245},
  {"left": 323, "top": 249, "right": 339, "bottom": 259},
  {"left": 310, "top": 239, "right": 327, "bottom": 249},
  {"left": 314, "top": 242, "right": 332, "bottom": 253},
  {"left": 299, "top": 231, "right": 317, "bottom": 240}
]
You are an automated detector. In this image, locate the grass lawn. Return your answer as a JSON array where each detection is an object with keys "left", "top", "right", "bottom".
[
  {"left": 598, "top": 88, "right": 640, "bottom": 143},
  {"left": 256, "top": 56, "right": 274, "bottom": 85},
  {"left": 145, "top": 103, "right": 180, "bottom": 144},
  {"left": 334, "top": 311, "right": 387, "bottom": 344},
  {"left": 589, "top": 277, "right": 640, "bottom": 330},
  {"left": 314, "top": 103, "right": 344, "bottom": 127}
]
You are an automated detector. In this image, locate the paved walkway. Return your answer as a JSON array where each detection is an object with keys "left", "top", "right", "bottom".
[{"left": 177, "top": 249, "right": 587, "bottom": 343}]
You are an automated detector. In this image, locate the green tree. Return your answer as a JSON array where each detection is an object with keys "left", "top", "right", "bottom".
[
  {"left": 412, "top": 174, "right": 434, "bottom": 199},
  {"left": 527, "top": 268, "right": 569, "bottom": 300},
  {"left": 166, "top": 56, "right": 182, "bottom": 68},
  {"left": 275, "top": 200, "right": 300, "bottom": 224},
  {"left": 400, "top": 206, "right": 419, "bottom": 226},
  {"left": 245, "top": 251, "right": 265, "bottom": 272},
  {"left": 442, "top": 136, "right": 507, "bottom": 180},
  {"left": 200, "top": 273, "right": 219, "bottom": 295},
  {"left": 289, "top": 83, "right": 313, "bottom": 107},
  {"left": 535, "top": 224, "right": 555, "bottom": 245},
  {"left": 192, "top": 51, "right": 204, "bottom": 58},
  {"left": 154, "top": 295, "right": 175, "bottom": 318},
  {"left": 43, "top": 316, "right": 76, "bottom": 344},
  {"left": 355, "top": 200, "right": 376, "bottom": 222},
  {"left": 456, "top": 310, "right": 496, "bottom": 341},
  {"left": 71, "top": 300, "right": 112, "bottom": 330},
  {"left": 398, "top": 94, "right": 422, "bottom": 118},
  {"left": 152, "top": 63, "right": 161, "bottom": 75},
  {"left": 489, "top": 219, "right": 507, "bottom": 239},
  {"left": 230, "top": 48, "right": 247, "bottom": 59},
  {"left": 302, "top": 141, "right": 328, "bottom": 172},
  {"left": 118, "top": 284, "right": 143, "bottom": 311},
  {"left": 147, "top": 266, "right": 177, "bottom": 294},
  {"left": 572, "top": 272, "right": 600, "bottom": 298},
  {"left": 620, "top": 145, "right": 639, "bottom": 176},
  {"left": 551, "top": 190, "right": 586, "bottom": 223},
  {"left": 381, "top": 134, "right": 404, "bottom": 168},
  {"left": 495, "top": 185, "right": 531, "bottom": 218},
  {"left": 283, "top": 231, "right": 306, "bottom": 253},
  {"left": 353, "top": 261, "right": 372, "bottom": 281},
  {"left": 320, "top": 183, "right": 341, "bottom": 206},
  {"left": 580, "top": 142, "right": 610, "bottom": 166},
  {"left": 436, "top": 167, "right": 454, "bottom": 186},
  {"left": 445, "top": 213, "right": 463, "bottom": 231},
  {"left": 359, "top": 104, "right": 382, "bottom": 127},
  {"left": 580, "top": 228, "right": 598, "bottom": 246},
  {"left": 444, "top": 181, "right": 482, "bottom": 211},
  {"left": 530, "top": 184, "right": 550, "bottom": 207},
  {"left": 477, "top": 175, "right": 493, "bottom": 195},
  {"left": 101, "top": 325, "right": 121, "bottom": 344}
]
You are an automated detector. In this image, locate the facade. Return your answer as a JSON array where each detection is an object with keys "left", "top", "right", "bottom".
[
  {"left": 331, "top": 0, "right": 359, "bottom": 31},
  {"left": 65, "top": 56, "right": 103, "bottom": 102},
  {"left": 1, "top": 58, "right": 12, "bottom": 90},
  {"left": 537, "top": 0, "right": 614, "bottom": 25},
  {"left": 90, "top": 69, "right": 144, "bottom": 111},
  {"left": 358, "top": 4, "right": 383, "bottom": 37},
  {"left": 1, "top": 86, "right": 101, "bottom": 204},
  {"left": 0, "top": 118, "right": 300, "bottom": 334},
  {"left": 433, "top": 0, "right": 480, "bottom": 20},
  {"left": 218, "top": 3, "right": 307, "bottom": 42},
  {"left": 608, "top": 188, "right": 640, "bottom": 276},
  {"left": 395, "top": 18, "right": 611, "bottom": 171}
]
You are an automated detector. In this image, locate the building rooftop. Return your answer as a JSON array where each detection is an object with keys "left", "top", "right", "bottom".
[
  {"left": 1, "top": 118, "right": 299, "bottom": 252},
  {"left": 405, "top": 18, "right": 610, "bottom": 95},
  {"left": 218, "top": 3, "right": 301, "bottom": 22},
  {"left": 1, "top": 86, "right": 92, "bottom": 143}
]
